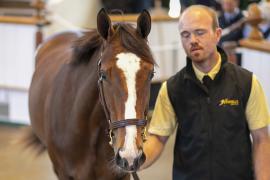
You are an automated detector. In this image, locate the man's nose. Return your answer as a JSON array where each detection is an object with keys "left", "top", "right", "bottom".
[{"left": 190, "top": 33, "right": 198, "bottom": 43}]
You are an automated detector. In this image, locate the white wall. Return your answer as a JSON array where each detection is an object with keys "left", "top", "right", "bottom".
[
  {"left": 45, "top": 0, "right": 102, "bottom": 35},
  {"left": 0, "top": 23, "right": 36, "bottom": 123},
  {"left": 0, "top": 24, "right": 36, "bottom": 88},
  {"left": 149, "top": 21, "right": 186, "bottom": 81}
]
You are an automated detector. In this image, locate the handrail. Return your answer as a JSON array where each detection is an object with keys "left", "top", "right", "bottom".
[
  {"left": 239, "top": 39, "right": 270, "bottom": 53},
  {"left": 109, "top": 14, "right": 178, "bottom": 22},
  {"left": 0, "top": 14, "right": 176, "bottom": 25},
  {"left": 0, "top": 15, "right": 50, "bottom": 25}
]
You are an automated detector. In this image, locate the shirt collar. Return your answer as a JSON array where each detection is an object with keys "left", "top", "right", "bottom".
[{"left": 192, "top": 53, "right": 222, "bottom": 83}]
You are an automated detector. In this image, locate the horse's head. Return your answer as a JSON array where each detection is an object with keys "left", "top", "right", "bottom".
[{"left": 97, "top": 9, "right": 154, "bottom": 172}]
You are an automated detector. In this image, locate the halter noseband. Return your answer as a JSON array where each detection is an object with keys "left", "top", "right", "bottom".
[{"left": 97, "top": 51, "right": 148, "bottom": 146}]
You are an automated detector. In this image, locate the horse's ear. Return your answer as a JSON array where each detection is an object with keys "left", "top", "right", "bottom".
[
  {"left": 137, "top": 9, "right": 151, "bottom": 38},
  {"left": 97, "top": 8, "right": 114, "bottom": 40}
]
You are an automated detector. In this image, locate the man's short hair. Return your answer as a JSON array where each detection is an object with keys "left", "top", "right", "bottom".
[{"left": 181, "top": 5, "right": 220, "bottom": 30}]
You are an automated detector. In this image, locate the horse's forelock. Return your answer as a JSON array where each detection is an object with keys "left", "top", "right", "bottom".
[{"left": 115, "top": 24, "right": 156, "bottom": 65}]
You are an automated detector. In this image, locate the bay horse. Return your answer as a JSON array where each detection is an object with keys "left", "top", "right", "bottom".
[{"left": 28, "top": 9, "right": 155, "bottom": 180}]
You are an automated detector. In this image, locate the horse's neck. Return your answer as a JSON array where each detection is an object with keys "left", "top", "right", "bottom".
[{"left": 68, "top": 47, "right": 107, "bottom": 129}]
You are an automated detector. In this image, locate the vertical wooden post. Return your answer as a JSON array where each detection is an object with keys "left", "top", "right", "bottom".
[
  {"left": 35, "top": 24, "right": 43, "bottom": 48},
  {"left": 31, "top": 0, "right": 48, "bottom": 48}
]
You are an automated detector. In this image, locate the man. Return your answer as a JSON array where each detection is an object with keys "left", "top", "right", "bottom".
[{"left": 141, "top": 5, "right": 270, "bottom": 180}]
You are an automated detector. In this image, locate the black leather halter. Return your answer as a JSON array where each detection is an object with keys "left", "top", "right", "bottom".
[{"left": 97, "top": 52, "right": 148, "bottom": 146}]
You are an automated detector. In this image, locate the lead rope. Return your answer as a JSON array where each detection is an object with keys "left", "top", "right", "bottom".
[{"left": 132, "top": 172, "right": 140, "bottom": 180}]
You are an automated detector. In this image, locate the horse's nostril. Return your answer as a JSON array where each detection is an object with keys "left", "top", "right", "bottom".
[
  {"left": 115, "top": 150, "right": 129, "bottom": 169},
  {"left": 140, "top": 151, "right": 146, "bottom": 164},
  {"left": 118, "top": 158, "right": 129, "bottom": 169},
  {"left": 123, "top": 158, "right": 128, "bottom": 168},
  {"left": 138, "top": 149, "right": 146, "bottom": 164},
  {"left": 115, "top": 150, "right": 121, "bottom": 164},
  {"left": 133, "top": 158, "right": 139, "bottom": 170},
  {"left": 133, "top": 150, "right": 146, "bottom": 170}
]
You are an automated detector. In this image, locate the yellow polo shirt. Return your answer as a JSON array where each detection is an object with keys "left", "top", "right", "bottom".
[{"left": 148, "top": 55, "right": 270, "bottom": 136}]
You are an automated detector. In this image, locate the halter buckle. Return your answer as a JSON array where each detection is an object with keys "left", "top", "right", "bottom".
[
  {"left": 142, "top": 126, "right": 147, "bottom": 142},
  {"left": 109, "top": 129, "right": 114, "bottom": 146}
]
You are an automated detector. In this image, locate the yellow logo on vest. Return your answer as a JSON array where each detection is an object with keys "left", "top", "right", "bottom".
[{"left": 219, "top": 98, "right": 239, "bottom": 106}]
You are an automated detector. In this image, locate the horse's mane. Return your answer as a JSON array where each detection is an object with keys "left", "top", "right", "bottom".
[
  {"left": 71, "top": 23, "right": 155, "bottom": 65},
  {"left": 71, "top": 30, "right": 103, "bottom": 65}
]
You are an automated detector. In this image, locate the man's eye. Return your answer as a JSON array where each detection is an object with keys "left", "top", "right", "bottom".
[
  {"left": 181, "top": 32, "right": 190, "bottom": 38},
  {"left": 195, "top": 30, "right": 206, "bottom": 36}
]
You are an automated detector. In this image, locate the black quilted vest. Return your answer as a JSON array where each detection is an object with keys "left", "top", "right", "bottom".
[{"left": 167, "top": 47, "right": 253, "bottom": 180}]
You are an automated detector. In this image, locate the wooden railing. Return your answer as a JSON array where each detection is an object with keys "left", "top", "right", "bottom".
[
  {"left": 239, "top": 39, "right": 270, "bottom": 53},
  {"left": 0, "top": 15, "right": 49, "bottom": 25},
  {"left": 109, "top": 14, "right": 177, "bottom": 22},
  {"left": 0, "top": 0, "right": 50, "bottom": 47}
]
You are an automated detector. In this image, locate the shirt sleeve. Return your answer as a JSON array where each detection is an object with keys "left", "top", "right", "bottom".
[
  {"left": 148, "top": 81, "right": 177, "bottom": 136},
  {"left": 245, "top": 75, "right": 270, "bottom": 130}
]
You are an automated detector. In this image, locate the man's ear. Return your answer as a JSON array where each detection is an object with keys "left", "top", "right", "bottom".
[
  {"left": 216, "top": 27, "right": 222, "bottom": 42},
  {"left": 137, "top": 10, "right": 151, "bottom": 39},
  {"left": 97, "top": 8, "right": 114, "bottom": 40}
]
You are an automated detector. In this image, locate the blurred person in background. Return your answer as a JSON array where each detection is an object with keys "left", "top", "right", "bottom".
[
  {"left": 218, "top": 0, "right": 245, "bottom": 65},
  {"left": 180, "top": 0, "right": 221, "bottom": 11}
]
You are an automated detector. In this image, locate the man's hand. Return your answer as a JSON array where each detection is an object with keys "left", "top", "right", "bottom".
[{"left": 140, "top": 134, "right": 169, "bottom": 170}]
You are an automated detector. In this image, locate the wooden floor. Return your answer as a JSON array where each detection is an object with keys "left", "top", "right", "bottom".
[{"left": 0, "top": 125, "right": 175, "bottom": 180}]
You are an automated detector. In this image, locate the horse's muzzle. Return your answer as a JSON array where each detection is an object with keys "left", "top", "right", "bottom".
[{"left": 115, "top": 148, "right": 146, "bottom": 172}]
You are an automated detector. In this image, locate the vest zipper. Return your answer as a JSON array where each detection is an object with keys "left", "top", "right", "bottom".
[
  {"left": 188, "top": 77, "right": 213, "bottom": 179},
  {"left": 207, "top": 96, "right": 213, "bottom": 180}
]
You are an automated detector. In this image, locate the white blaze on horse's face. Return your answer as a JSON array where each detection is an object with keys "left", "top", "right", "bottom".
[{"left": 116, "top": 52, "right": 141, "bottom": 166}]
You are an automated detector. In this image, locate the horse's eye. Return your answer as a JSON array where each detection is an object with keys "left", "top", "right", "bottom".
[
  {"left": 149, "top": 71, "right": 155, "bottom": 80},
  {"left": 100, "top": 71, "right": 107, "bottom": 80}
]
